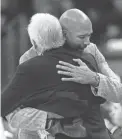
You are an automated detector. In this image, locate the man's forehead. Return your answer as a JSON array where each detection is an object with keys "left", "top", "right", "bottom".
[
  {"left": 69, "top": 21, "right": 93, "bottom": 34},
  {"left": 77, "top": 30, "right": 93, "bottom": 36}
]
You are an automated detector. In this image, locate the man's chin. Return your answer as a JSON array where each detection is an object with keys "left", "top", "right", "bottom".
[
  {"left": 82, "top": 45, "right": 88, "bottom": 49},
  {"left": 79, "top": 46, "right": 87, "bottom": 51}
]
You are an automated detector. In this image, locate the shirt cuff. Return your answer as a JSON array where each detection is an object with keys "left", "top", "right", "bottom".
[
  {"left": 91, "top": 73, "right": 106, "bottom": 97},
  {"left": 91, "top": 73, "right": 122, "bottom": 102},
  {"left": 91, "top": 86, "right": 98, "bottom": 96}
]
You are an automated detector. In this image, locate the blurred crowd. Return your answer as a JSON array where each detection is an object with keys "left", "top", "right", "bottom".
[
  {"left": 1, "top": 0, "right": 122, "bottom": 139},
  {"left": 101, "top": 102, "right": 122, "bottom": 139},
  {"left": 2, "top": 0, "right": 122, "bottom": 43}
]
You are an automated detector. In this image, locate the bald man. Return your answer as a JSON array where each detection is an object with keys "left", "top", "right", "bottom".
[
  {"left": 20, "top": 9, "right": 122, "bottom": 103},
  {"left": 57, "top": 8, "right": 122, "bottom": 103}
]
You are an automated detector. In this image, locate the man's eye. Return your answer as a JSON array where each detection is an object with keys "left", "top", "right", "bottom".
[
  {"left": 78, "top": 34, "right": 91, "bottom": 39},
  {"left": 79, "top": 36, "right": 85, "bottom": 39}
]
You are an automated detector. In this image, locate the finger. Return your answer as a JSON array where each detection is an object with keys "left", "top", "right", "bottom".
[
  {"left": 61, "top": 77, "right": 76, "bottom": 82},
  {"left": 59, "top": 61, "right": 75, "bottom": 68},
  {"left": 4, "top": 131, "right": 13, "bottom": 138},
  {"left": 73, "top": 59, "right": 86, "bottom": 66},
  {"left": 57, "top": 70, "right": 73, "bottom": 76},
  {"left": 56, "top": 64, "right": 72, "bottom": 71}
]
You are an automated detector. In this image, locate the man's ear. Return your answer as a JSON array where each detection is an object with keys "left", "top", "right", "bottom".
[
  {"left": 32, "top": 40, "right": 42, "bottom": 55},
  {"left": 62, "top": 29, "right": 67, "bottom": 38}
]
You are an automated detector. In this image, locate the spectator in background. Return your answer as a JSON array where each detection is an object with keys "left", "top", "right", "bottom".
[
  {"left": 110, "top": 103, "right": 122, "bottom": 127},
  {"left": 103, "top": 102, "right": 122, "bottom": 139},
  {"left": 0, "top": 117, "right": 7, "bottom": 139}
]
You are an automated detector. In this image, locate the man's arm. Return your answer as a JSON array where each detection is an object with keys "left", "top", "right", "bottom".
[
  {"left": 1, "top": 63, "right": 38, "bottom": 117},
  {"left": 92, "top": 44, "right": 122, "bottom": 102},
  {"left": 56, "top": 43, "right": 122, "bottom": 103}
]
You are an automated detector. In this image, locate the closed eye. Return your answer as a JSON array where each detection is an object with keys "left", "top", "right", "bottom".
[
  {"left": 79, "top": 36, "right": 85, "bottom": 39},
  {"left": 78, "top": 34, "right": 91, "bottom": 38},
  {"left": 78, "top": 34, "right": 91, "bottom": 39}
]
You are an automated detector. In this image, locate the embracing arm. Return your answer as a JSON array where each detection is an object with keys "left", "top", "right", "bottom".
[
  {"left": 93, "top": 62, "right": 122, "bottom": 103},
  {"left": 1, "top": 63, "right": 38, "bottom": 117},
  {"left": 56, "top": 43, "right": 122, "bottom": 103},
  {"left": 93, "top": 45, "right": 122, "bottom": 103}
]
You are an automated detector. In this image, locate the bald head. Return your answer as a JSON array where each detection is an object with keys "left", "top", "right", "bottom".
[
  {"left": 59, "top": 9, "right": 92, "bottom": 33},
  {"left": 59, "top": 9, "right": 93, "bottom": 50}
]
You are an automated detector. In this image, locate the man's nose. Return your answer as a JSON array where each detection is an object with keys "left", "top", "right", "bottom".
[{"left": 84, "top": 37, "right": 90, "bottom": 45}]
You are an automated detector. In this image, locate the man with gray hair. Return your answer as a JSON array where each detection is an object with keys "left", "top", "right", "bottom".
[{"left": 2, "top": 13, "right": 65, "bottom": 139}]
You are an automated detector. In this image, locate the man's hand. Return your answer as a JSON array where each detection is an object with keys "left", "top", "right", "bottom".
[{"left": 56, "top": 59, "right": 98, "bottom": 86}]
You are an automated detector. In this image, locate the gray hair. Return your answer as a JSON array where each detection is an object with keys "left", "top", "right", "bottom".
[{"left": 27, "top": 13, "right": 65, "bottom": 55}]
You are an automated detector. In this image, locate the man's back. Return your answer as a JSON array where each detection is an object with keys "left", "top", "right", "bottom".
[{"left": 2, "top": 46, "right": 104, "bottom": 117}]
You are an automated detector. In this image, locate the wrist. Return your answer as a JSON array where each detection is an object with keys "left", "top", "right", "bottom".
[{"left": 91, "top": 72, "right": 100, "bottom": 87}]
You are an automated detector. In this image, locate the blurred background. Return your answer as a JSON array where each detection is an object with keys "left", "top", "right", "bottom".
[
  {"left": 1, "top": 0, "right": 122, "bottom": 91},
  {"left": 1, "top": 0, "right": 122, "bottom": 138}
]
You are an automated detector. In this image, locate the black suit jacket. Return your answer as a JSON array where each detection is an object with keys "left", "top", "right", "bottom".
[{"left": 2, "top": 45, "right": 110, "bottom": 139}]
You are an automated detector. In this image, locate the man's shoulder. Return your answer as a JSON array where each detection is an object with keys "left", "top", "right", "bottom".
[
  {"left": 20, "top": 55, "right": 51, "bottom": 68},
  {"left": 18, "top": 56, "right": 40, "bottom": 70},
  {"left": 18, "top": 55, "right": 56, "bottom": 76},
  {"left": 16, "top": 57, "right": 40, "bottom": 75}
]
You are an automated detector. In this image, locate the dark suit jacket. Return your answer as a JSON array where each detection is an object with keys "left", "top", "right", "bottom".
[{"left": 2, "top": 45, "right": 111, "bottom": 139}]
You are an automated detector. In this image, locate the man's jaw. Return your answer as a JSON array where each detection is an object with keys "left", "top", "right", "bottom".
[{"left": 79, "top": 45, "right": 88, "bottom": 51}]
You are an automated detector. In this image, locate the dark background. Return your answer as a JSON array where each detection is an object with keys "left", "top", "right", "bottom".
[{"left": 1, "top": 0, "right": 122, "bottom": 91}]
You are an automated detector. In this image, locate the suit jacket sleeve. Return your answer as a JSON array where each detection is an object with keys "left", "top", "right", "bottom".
[
  {"left": 91, "top": 43, "right": 122, "bottom": 103},
  {"left": 1, "top": 63, "right": 38, "bottom": 117}
]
